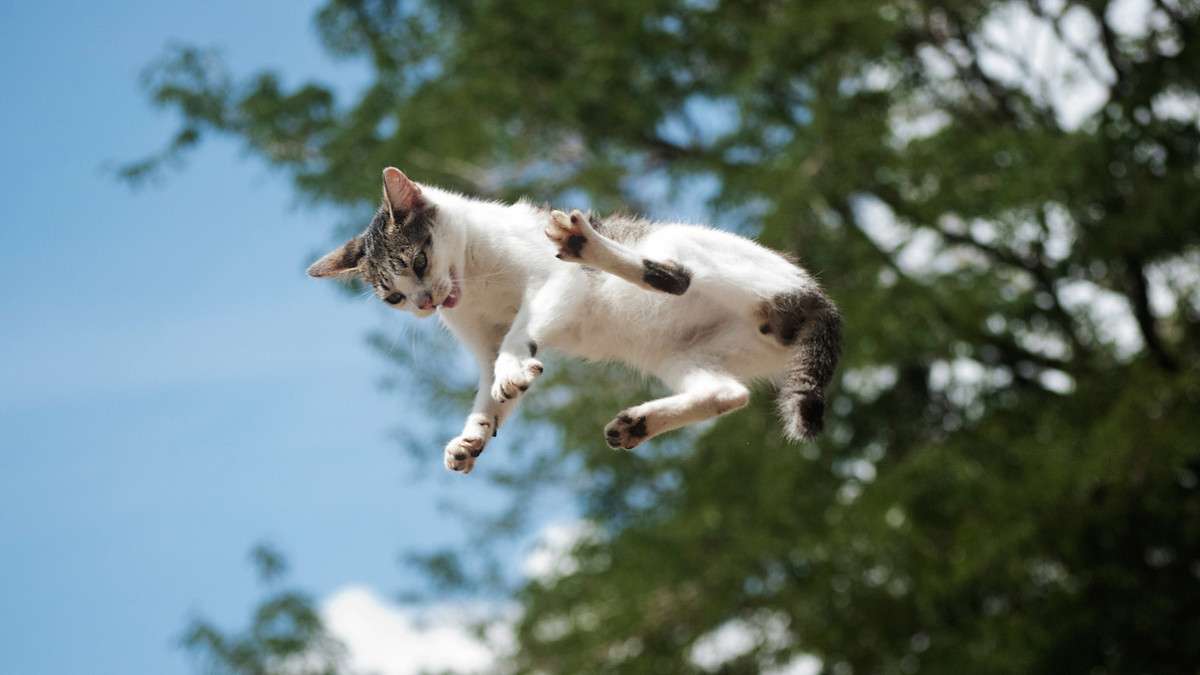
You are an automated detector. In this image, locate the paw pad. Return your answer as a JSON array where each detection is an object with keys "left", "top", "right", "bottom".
[
  {"left": 604, "top": 412, "right": 649, "bottom": 450},
  {"left": 491, "top": 358, "right": 544, "bottom": 402},
  {"left": 545, "top": 209, "right": 595, "bottom": 260},
  {"left": 444, "top": 435, "right": 485, "bottom": 473}
]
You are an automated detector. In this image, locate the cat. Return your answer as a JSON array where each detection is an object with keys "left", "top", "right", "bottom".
[{"left": 308, "top": 167, "right": 841, "bottom": 473}]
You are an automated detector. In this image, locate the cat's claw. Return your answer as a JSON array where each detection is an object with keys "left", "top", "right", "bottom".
[
  {"left": 604, "top": 410, "right": 650, "bottom": 450},
  {"left": 491, "top": 358, "right": 544, "bottom": 403},
  {"left": 444, "top": 434, "right": 485, "bottom": 473},
  {"left": 545, "top": 209, "right": 597, "bottom": 262}
]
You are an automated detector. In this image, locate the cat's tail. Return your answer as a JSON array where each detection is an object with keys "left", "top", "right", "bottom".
[{"left": 773, "top": 289, "right": 842, "bottom": 441}]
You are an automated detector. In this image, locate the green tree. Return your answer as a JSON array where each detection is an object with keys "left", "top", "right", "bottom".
[
  {"left": 182, "top": 545, "right": 349, "bottom": 675},
  {"left": 134, "top": 1, "right": 1200, "bottom": 673}
]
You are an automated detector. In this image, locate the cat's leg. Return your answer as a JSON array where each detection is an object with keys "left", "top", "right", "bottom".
[
  {"left": 443, "top": 328, "right": 524, "bottom": 474},
  {"left": 490, "top": 303, "right": 545, "bottom": 403},
  {"left": 603, "top": 368, "right": 750, "bottom": 450},
  {"left": 547, "top": 209, "right": 827, "bottom": 341},
  {"left": 545, "top": 209, "right": 693, "bottom": 296},
  {"left": 444, "top": 377, "right": 502, "bottom": 474},
  {"left": 447, "top": 295, "right": 564, "bottom": 472}
]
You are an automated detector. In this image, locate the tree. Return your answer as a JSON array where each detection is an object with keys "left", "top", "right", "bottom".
[
  {"left": 132, "top": 1, "right": 1200, "bottom": 673},
  {"left": 181, "top": 545, "right": 349, "bottom": 675}
]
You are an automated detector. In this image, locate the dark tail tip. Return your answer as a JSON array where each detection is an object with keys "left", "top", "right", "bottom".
[
  {"left": 779, "top": 389, "right": 826, "bottom": 441},
  {"left": 775, "top": 289, "right": 841, "bottom": 442}
]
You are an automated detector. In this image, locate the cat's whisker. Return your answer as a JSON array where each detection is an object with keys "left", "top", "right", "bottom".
[
  {"left": 351, "top": 285, "right": 376, "bottom": 303},
  {"left": 409, "top": 318, "right": 418, "bottom": 359},
  {"left": 378, "top": 315, "right": 407, "bottom": 359}
]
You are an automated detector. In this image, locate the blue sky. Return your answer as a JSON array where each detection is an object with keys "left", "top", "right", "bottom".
[{"left": 0, "top": 3, "right": 528, "bottom": 673}]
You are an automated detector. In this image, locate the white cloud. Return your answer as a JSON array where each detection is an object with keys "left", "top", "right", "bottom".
[
  {"left": 690, "top": 618, "right": 762, "bottom": 670},
  {"left": 900, "top": 0, "right": 1169, "bottom": 134},
  {"left": 1058, "top": 279, "right": 1143, "bottom": 357},
  {"left": 322, "top": 522, "right": 829, "bottom": 675},
  {"left": 1106, "top": 0, "right": 1155, "bottom": 37},
  {"left": 974, "top": 1, "right": 1116, "bottom": 130},
  {"left": 320, "top": 586, "right": 512, "bottom": 675},
  {"left": 521, "top": 520, "right": 597, "bottom": 583},
  {"left": 318, "top": 520, "right": 596, "bottom": 675},
  {"left": 689, "top": 612, "right": 821, "bottom": 675}
]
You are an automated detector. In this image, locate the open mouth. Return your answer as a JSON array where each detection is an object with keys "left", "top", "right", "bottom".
[{"left": 439, "top": 268, "right": 462, "bottom": 309}]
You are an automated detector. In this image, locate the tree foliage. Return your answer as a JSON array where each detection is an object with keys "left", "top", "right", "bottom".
[
  {"left": 182, "top": 545, "right": 349, "bottom": 675},
  {"left": 134, "top": 1, "right": 1200, "bottom": 673}
]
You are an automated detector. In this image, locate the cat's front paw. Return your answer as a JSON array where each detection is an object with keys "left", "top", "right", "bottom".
[
  {"left": 491, "top": 357, "right": 544, "bottom": 403},
  {"left": 545, "top": 209, "right": 598, "bottom": 262},
  {"left": 444, "top": 434, "right": 485, "bottom": 473},
  {"left": 604, "top": 410, "right": 651, "bottom": 450}
]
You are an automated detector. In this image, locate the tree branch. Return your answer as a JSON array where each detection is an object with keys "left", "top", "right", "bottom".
[
  {"left": 636, "top": 132, "right": 705, "bottom": 162},
  {"left": 871, "top": 186, "right": 1089, "bottom": 360},
  {"left": 1124, "top": 255, "right": 1180, "bottom": 371},
  {"left": 833, "top": 199, "right": 1076, "bottom": 381}
]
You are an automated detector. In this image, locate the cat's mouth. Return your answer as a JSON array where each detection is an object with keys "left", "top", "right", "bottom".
[{"left": 438, "top": 269, "right": 462, "bottom": 309}]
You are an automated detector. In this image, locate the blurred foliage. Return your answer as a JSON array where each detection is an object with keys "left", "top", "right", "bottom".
[
  {"left": 182, "top": 544, "right": 349, "bottom": 675},
  {"left": 133, "top": 0, "right": 1200, "bottom": 673}
]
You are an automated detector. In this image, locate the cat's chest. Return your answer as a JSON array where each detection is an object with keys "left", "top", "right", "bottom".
[{"left": 440, "top": 276, "right": 522, "bottom": 334}]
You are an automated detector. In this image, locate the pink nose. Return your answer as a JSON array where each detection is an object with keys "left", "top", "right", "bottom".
[{"left": 417, "top": 292, "right": 435, "bottom": 310}]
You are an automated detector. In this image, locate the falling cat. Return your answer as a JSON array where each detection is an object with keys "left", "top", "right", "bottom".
[{"left": 309, "top": 168, "right": 841, "bottom": 473}]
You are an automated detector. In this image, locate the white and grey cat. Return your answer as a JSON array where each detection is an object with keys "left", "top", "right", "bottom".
[{"left": 309, "top": 168, "right": 841, "bottom": 473}]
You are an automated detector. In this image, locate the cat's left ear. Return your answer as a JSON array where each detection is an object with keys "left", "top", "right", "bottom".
[
  {"left": 307, "top": 236, "right": 365, "bottom": 278},
  {"left": 382, "top": 167, "right": 424, "bottom": 213}
]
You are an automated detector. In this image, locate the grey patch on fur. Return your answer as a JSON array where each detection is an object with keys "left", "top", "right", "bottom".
[
  {"left": 361, "top": 202, "right": 436, "bottom": 286},
  {"left": 767, "top": 288, "right": 842, "bottom": 441},
  {"left": 678, "top": 321, "right": 721, "bottom": 349},
  {"left": 592, "top": 212, "right": 654, "bottom": 245},
  {"left": 341, "top": 237, "right": 367, "bottom": 269},
  {"left": 641, "top": 259, "right": 692, "bottom": 295}
]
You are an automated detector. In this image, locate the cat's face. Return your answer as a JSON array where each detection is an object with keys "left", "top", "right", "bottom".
[{"left": 308, "top": 168, "right": 463, "bottom": 317}]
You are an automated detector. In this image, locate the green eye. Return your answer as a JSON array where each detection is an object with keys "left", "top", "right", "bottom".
[{"left": 413, "top": 251, "right": 427, "bottom": 277}]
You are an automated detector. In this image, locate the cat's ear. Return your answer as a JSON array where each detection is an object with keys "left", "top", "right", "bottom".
[
  {"left": 307, "top": 236, "right": 365, "bottom": 278},
  {"left": 382, "top": 167, "right": 424, "bottom": 213}
]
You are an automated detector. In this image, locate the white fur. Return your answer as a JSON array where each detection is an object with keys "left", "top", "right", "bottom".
[{"left": 401, "top": 185, "right": 812, "bottom": 473}]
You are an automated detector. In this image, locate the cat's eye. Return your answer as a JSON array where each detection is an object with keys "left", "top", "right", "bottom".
[
  {"left": 384, "top": 292, "right": 406, "bottom": 305},
  {"left": 412, "top": 251, "right": 428, "bottom": 277}
]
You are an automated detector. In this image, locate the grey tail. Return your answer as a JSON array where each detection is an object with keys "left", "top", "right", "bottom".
[{"left": 775, "top": 290, "right": 842, "bottom": 441}]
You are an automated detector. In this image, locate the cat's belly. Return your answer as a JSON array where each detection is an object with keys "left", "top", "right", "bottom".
[{"left": 544, "top": 283, "right": 787, "bottom": 382}]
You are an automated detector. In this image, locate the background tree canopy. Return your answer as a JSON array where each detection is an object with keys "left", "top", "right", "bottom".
[{"left": 135, "top": 0, "right": 1200, "bottom": 673}]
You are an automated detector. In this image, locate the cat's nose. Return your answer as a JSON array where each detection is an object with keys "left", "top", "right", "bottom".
[{"left": 417, "top": 292, "right": 435, "bottom": 310}]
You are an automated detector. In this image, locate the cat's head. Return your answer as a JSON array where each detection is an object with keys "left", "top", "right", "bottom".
[{"left": 308, "top": 167, "right": 464, "bottom": 317}]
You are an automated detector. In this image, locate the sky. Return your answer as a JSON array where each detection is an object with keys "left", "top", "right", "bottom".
[
  {"left": 0, "top": 3, "right": 535, "bottom": 674},
  {"left": 0, "top": 1, "right": 1179, "bottom": 674}
]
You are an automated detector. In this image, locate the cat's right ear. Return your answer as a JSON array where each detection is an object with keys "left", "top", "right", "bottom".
[
  {"left": 382, "top": 167, "right": 424, "bottom": 213},
  {"left": 307, "top": 236, "right": 365, "bottom": 278}
]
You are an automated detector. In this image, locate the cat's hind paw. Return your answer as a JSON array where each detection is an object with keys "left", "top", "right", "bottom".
[
  {"left": 604, "top": 410, "right": 650, "bottom": 450},
  {"left": 545, "top": 209, "right": 598, "bottom": 262},
  {"left": 491, "top": 357, "right": 544, "bottom": 403},
  {"left": 444, "top": 434, "right": 485, "bottom": 473}
]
